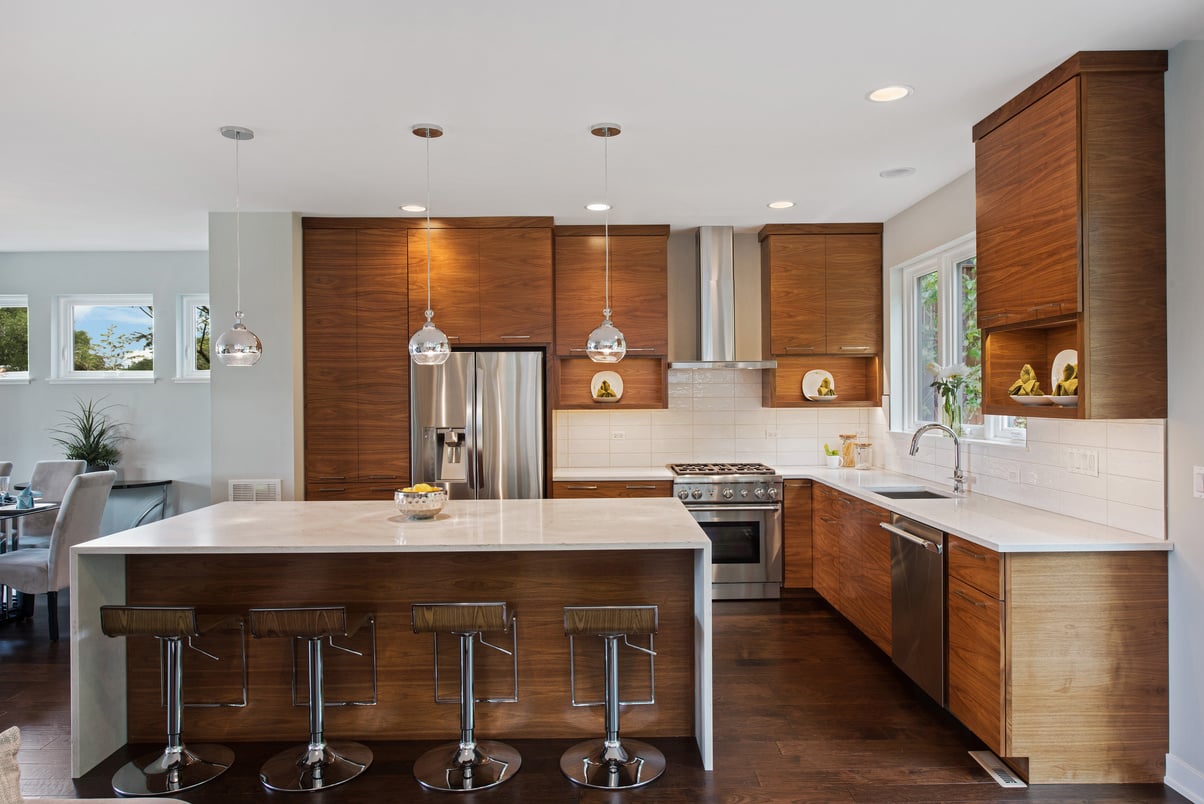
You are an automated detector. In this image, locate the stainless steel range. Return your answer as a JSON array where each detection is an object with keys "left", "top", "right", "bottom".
[{"left": 670, "top": 462, "right": 784, "bottom": 600}]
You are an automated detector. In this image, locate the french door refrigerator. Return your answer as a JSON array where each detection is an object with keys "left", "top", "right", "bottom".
[{"left": 410, "top": 350, "right": 545, "bottom": 499}]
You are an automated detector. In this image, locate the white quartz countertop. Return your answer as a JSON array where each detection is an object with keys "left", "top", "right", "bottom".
[
  {"left": 776, "top": 466, "right": 1171, "bottom": 553},
  {"left": 73, "top": 498, "right": 708, "bottom": 554}
]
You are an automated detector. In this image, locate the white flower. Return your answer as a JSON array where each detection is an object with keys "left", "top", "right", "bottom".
[
  {"left": 926, "top": 361, "right": 941, "bottom": 378},
  {"left": 940, "top": 363, "right": 969, "bottom": 380}
]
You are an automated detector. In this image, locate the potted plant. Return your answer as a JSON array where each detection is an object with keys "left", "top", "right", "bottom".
[{"left": 49, "top": 396, "right": 128, "bottom": 472}]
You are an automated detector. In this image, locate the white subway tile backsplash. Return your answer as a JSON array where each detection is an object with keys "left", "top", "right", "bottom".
[
  {"left": 1107, "top": 421, "right": 1165, "bottom": 452},
  {"left": 692, "top": 437, "right": 736, "bottom": 459},
  {"left": 1106, "top": 501, "right": 1164, "bottom": 539},
  {"left": 669, "top": 395, "right": 693, "bottom": 410},
  {"left": 1105, "top": 448, "right": 1164, "bottom": 482},
  {"left": 693, "top": 396, "right": 736, "bottom": 411},
  {"left": 1059, "top": 420, "right": 1108, "bottom": 447},
  {"left": 692, "top": 412, "right": 734, "bottom": 427},
  {"left": 733, "top": 395, "right": 767, "bottom": 410},
  {"left": 694, "top": 382, "right": 735, "bottom": 398},
  {"left": 1024, "top": 418, "right": 1061, "bottom": 444},
  {"left": 1106, "top": 475, "right": 1163, "bottom": 510}
]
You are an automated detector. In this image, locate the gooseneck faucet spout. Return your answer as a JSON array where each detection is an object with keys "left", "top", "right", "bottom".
[{"left": 909, "top": 423, "right": 965, "bottom": 494}]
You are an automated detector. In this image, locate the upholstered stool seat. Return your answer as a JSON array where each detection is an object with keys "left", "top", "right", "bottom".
[
  {"left": 99, "top": 605, "right": 245, "bottom": 796},
  {"left": 411, "top": 602, "right": 521, "bottom": 791},
  {"left": 248, "top": 606, "right": 376, "bottom": 793},
  {"left": 561, "top": 604, "right": 664, "bottom": 789}
]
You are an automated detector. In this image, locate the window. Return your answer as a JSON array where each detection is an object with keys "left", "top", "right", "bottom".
[
  {"left": 176, "top": 294, "right": 211, "bottom": 381},
  {"left": 0, "top": 295, "right": 30, "bottom": 382},
  {"left": 897, "top": 235, "right": 1022, "bottom": 442},
  {"left": 53, "top": 294, "right": 155, "bottom": 382}
]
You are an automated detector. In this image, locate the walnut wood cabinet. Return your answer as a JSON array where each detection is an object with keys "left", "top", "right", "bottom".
[
  {"left": 944, "top": 534, "right": 1168, "bottom": 784},
  {"left": 551, "top": 479, "right": 671, "bottom": 498},
  {"left": 302, "top": 227, "right": 410, "bottom": 499},
  {"left": 782, "top": 479, "right": 813, "bottom": 589},
  {"left": 758, "top": 224, "right": 883, "bottom": 408},
  {"left": 974, "top": 51, "right": 1168, "bottom": 419}
]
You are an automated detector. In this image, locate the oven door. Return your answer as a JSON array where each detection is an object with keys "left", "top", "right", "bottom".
[{"left": 686, "top": 503, "right": 783, "bottom": 595}]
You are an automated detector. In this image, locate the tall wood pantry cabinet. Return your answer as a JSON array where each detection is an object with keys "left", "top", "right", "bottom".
[{"left": 974, "top": 51, "right": 1167, "bottom": 419}]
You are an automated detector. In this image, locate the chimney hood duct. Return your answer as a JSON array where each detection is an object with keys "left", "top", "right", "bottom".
[{"left": 670, "top": 226, "right": 777, "bottom": 370}]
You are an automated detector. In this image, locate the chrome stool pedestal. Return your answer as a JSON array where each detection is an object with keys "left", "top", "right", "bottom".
[
  {"left": 249, "top": 607, "right": 376, "bottom": 793},
  {"left": 561, "top": 604, "right": 665, "bottom": 790},
  {"left": 411, "top": 602, "right": 521, "bottom": 792},
  {"left": 99, "top": 606, "right": 245, "bottom": 796}
]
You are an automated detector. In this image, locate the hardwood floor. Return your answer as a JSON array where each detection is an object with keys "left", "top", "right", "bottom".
[{"left": 0, "top": 593, "right": 1186, "bottom": 802}]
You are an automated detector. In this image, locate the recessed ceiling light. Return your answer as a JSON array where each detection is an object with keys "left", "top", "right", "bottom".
[
  {"left": 866, "top": 85, "right": 914, "bottom": 103},
  {"left": 879, "top": 167, "right": 917, "bottom": 179},
  {"left": 586, "top": 202, "right": 611, "bottom": 212},
  {"left": 767, "top": 200, "right": 795, "bottom": 209},
  {"left": 400, "top": 204, "right": 426, "bottom": 212}
]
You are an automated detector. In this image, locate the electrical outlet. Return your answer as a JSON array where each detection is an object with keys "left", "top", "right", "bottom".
[
  {"left": 611, "top": 431, "right": 625, "bottom": 440},
  {"left": 1194, "top": 466, "right": 1204, "bottom": 499},
  {"left": 1006, "top": 467, "right": 1020, "bottom": 483},
  {"left": 1067, "top": 447, "right": 1099, "bottom": 477},
  {"left": 765, "top": 429, "right": 778, "bottom": 439}
]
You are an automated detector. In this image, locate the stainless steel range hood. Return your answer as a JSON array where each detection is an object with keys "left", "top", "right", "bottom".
[{"left": 670, "top": 226, "right": 777, "bottom": 370}]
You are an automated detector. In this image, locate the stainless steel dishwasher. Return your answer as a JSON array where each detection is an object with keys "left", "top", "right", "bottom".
[{"left": 880, "top": 513, "right": 945, "bottom": 705}]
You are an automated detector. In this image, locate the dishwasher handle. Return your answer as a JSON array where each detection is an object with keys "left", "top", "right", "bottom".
[{"left": 880, "top": 521, "right": 943, "bottom": 554}]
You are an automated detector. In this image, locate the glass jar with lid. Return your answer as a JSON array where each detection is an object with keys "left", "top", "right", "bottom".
[
  {"left": 838, "top": 434, "right": 857, "bottom": 468},
  {"left": 853, "top": 441, "right": 873, "bottom": 470}
]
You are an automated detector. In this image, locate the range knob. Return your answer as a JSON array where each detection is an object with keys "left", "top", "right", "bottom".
[
  {"left": 754, "top": 487, "right": 765, "bottom": 498},
  {"left": 722, "top": 488, "right": 734, "bottom": 499},
  {"left": 677, "top": 489, "right": 689, "bottom": 500},
  {"left": 767, "top": 486, "right": 778, "bottom": 498},
  {"left": 691, "top": 488, "right": 703, "bottom": 500},
  {"left": 740, "top": 488, "right": 750, "bottom": 498}
]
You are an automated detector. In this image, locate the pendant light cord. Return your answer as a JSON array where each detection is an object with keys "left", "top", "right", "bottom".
[
  {"left": 603, "top": 129, "right": 611, "bottom": 317},
  {"left": 425, "top": 127, "right": 433, "bottom": 318},
  {"left": 234, "top": 133, "right": 243, "bottom": 317}
]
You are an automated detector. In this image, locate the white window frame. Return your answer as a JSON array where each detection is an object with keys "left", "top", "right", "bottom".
[
  {"left": 894, "top": 234, "right": 1024, "bottom": 444},
  {"left": 51, "top": 293, "right": 156, "bottom": 383},
  {"left": 176, "top": 294, "right": 210, "bottom": 382},
  {"left": 0, "top": 294, "right": 31, "bottom": 383}
]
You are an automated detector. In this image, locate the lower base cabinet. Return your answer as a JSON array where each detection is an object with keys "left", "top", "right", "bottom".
[
  {"left": 305, "top": 482, "right": 399, "bottom": 501},
  {"left": 782, "top": 480, "right": 812, "bottom": 589},
  {"left": 552, "top": 480, "right": 671, "bottom": 498}
]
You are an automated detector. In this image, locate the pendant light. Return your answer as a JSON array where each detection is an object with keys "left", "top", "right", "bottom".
[
  {"left": 214, "top": 125, "right": 263, "bottom": 367},
  {"left": 408, "top": 123, "right": 451, "bottom": 366},
  {"left": 586, "top": 122, "right": 626, "bottom": 363}
]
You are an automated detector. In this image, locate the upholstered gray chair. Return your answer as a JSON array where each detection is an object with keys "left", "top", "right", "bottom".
[
  {"left": 16, "top": 459, "right": 86, "bottom": 548},
  {"left": 0, "top": 470, "right": 115, "bottom": 640},
  {"left": 0, "top": 461, "right": 12, "bottom": 480}
]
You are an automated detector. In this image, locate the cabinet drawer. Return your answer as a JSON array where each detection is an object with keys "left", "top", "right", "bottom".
[
  {"left": 552, "top": 480, "right": 671, "bottom": 498},
  {"left": 305, "top": 482, "right": 399, "bottom": 501},
  {"left": 947, "top": 575, "right": 1005, "bottom": 755},
  {"left": 947, "top": 534, "right": 1004, "bottom": 599}
]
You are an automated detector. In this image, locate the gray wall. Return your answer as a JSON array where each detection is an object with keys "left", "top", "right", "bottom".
[
  {"left": 0, "top": 251, "right": 212, "bottom": 514},
  {"left": 1165, "top": 37, "right": 1204, "bottom": 802}
]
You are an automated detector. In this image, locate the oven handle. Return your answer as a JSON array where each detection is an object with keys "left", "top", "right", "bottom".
[{"left": 684, "top": 504, "right": 781, "bottom": 513}]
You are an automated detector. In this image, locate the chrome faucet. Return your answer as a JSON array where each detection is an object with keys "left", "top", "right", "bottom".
[{"left": 909, "top": 423, "right": 965, "bottom": 494}]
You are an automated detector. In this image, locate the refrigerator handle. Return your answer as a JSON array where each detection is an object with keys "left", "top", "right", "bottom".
[{"left": 474, "top": 363, "right": 486, "bottom": 495}]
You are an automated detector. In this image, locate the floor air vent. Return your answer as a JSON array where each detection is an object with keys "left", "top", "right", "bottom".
[
  {"left": 229, "top": 479, "right": 282, "bottom": 502},
  {"left": 969, "top": 750, "right": 1027, "bottom": 788}
]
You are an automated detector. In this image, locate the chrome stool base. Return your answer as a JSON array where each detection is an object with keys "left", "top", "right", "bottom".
[
  {"left": 112, "top": 743, "right": 233, "bottom": 796},
  {"left": 413, "top": 739, "right": 522, "bottom": 792},
  {"left": 560, "top": 737, "right": 665, "bottom": 789},
  {"left": 259, "top": 740, "right": 373, "bottom": 792}
]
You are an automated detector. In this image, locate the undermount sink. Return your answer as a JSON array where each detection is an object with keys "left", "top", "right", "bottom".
[{"left": 865, "top": 486, "right": 957, "bottom": 500}]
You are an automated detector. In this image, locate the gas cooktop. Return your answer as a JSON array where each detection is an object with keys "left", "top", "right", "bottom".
[{"left": 669, "top": 462, "right": 776, "bottom": 476}]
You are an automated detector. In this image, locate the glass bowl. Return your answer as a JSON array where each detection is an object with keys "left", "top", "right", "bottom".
[{"left": 394, "top": 489, "right": 447, "bottom": 519}]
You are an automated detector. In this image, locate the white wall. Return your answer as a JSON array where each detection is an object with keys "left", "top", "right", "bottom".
[
  {"left": 0, "top": 251, "right": 211, "bottom": 514},
  {"left": 207, "top": 212, "right": 304, "bottom": 503},
  {"left": 1164, "top": 37, "right": 1204, "bottom": 804}
]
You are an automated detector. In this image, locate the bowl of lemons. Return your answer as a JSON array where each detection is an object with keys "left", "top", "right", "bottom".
[{"left": 394, "top": 483, "right": 447, "bottom": 519}]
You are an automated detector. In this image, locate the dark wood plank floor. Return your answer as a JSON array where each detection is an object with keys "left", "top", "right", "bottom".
[{"left": 0, "top": 592, "right": 1187, "bottom": 802}]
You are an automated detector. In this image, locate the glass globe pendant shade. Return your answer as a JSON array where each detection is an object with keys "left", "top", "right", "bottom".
[
  {"left": 586, "top": 310, "right": 626, "bottom": 363},
  {"left": 409, "top": 311, "right": 451, "bottom": 365},
  {"left": 215, "top": 311, "right": 263, "bottom": 367}
]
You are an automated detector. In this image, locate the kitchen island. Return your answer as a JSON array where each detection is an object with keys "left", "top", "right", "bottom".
[{"left": 69, "top": 498, "right": 712, "bottom": 778}]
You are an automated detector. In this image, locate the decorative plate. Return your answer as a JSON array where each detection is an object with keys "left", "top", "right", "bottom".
[
  {"left": 802, "top": 369, "right": 838, "bottom": 401},
  {"left": 590, "top": 371, "right": 623, "bottom": 402},
  {"left": 1010, "top": 394, "right": 1054, "bottom": 406},
  {"left": 1047, "top": 395, "right": 1079, "bottom": 407},
  {"left": 1051, "top": 348, "right": 1078, "bottom": 398}
]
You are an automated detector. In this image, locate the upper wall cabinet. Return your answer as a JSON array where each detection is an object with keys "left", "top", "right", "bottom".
[
  {"left": 758, "top": 224, "right": 883, "bottom": 407},
  {"left": 408, "top": 218, "right": 554, "bottom": 346},
  {"left": 974, "top": 51, "right": 1168, "bottom": 419}
]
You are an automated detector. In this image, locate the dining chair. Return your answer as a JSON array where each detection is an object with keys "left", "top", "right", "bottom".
[
  {"left": 0, "top": 470, "right": 115, "bottom": 640},
  {"left": 16, "top": 459, "right": 86, "bottom": 549}
]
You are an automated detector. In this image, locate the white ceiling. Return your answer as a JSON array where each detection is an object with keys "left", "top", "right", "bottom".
[{"left": 3, "top": 0, "right": 1203, "bottom": 252}]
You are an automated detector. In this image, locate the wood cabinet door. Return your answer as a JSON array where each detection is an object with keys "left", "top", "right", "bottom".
[
  {"left": 303, "top": 228, "right": 359, "bottom": 482},
  {"left": 764, "top": 236, "right": 826, "bottom": 356},
  {"left": 839, "top": 497, "right": 891, "bottom": 655},
  {"left": 825, "top": 234, "right": 882, "bottom": 354},
  {"left": 553, "top": 236, "right": 604, "bottom": 357},
  {"left": 408, "top": 229, "right": 480, "bottom": 344},
  {"left": 782, "top": 480, "right": 813, "bottom": 589},
  {"left": 976, "top": 78, "right": 1080, "bottom": 329},
  {"left": 811, "top": 486, "right": 843, "bottom": 607},
  {"left": 610, "top": 235, "right": 669, "bottom": 355},
  {"left": 355, "top": 230, "right": 409, "bottom": 482},
  {"left": 479, "top": 228, "right": 553, "bottom": 343},
  {"left": 551, "top": 480, "right": 671, "bottom": 498},
  {"left": 947, "top": 575, "right": 1006, "bottom": 755}
]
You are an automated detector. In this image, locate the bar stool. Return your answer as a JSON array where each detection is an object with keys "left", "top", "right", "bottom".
[
  {"left": 411, "top": 602, "right": 521, "bottom": 791},
  {"left": 99, "top": 605, "right": 246, "bottom": 796},
  {"left": 248, "top": 606, "right": 376, "bottom": 792},
  {"left": 561, "top": 604, "right": 664, "bottom": 789}
]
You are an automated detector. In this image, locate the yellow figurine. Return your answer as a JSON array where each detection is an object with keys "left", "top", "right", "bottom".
[
  {"left": 817, "top": 377, "right": 836, "bottom": 397},
  {"left": 1055, "top": 363, "right": 1079, "bottom": 396},
  {"left": 596, "top": 379, "right": 617, "bottom": 398},
  {"left": 1008, "top": 364, "right": 1043, "bottom": 396}
]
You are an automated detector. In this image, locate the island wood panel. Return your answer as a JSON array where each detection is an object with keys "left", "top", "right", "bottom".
[
  {"left": 761, "top": 235, "right": 826, "bottom": 355},
  {"left": 303, "top": 228, "right": 359, "bottom": 481},
  {"left": 407, "top": 228, "right": 480, "bottom": 344},
  {"left": 824, "top": 234, "right": 882, "bottom": 353},
  {"left": 763, "top": 355, "right": 880, "bottom": 408},
  {"left": 982, "top": 321, "right": 1079, "bottom": 417},
  {"left": 478, "top": 228, "right": 553, "bottom": 343},
  {"left": 947, "top": 575, "right": 1005, "bottom": 756},
  {"left": 551, "top": 480, "right": 671, "bottom": 498},
  {"left": 122, "top": 550, "right": 695, "bottom": 743},
  {"left": 1005, "top": 550, "right": 1168, "bottom": 783},
  {"left": 782, "top": 480, "right": 813, "bottom": 589},
  {"left": 355, "top": 230, "right": 409, "bottom": 481},
  {"left": 1079, "top": 71, "right": 1167, "bottom": 419},
  {"left": 555, "top": 356, "right": 667, "bottom": 409}
]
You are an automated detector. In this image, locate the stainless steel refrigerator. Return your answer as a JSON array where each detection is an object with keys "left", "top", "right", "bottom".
[{"left": 410, "top": 351, "right": 545, "bottom": 499}]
